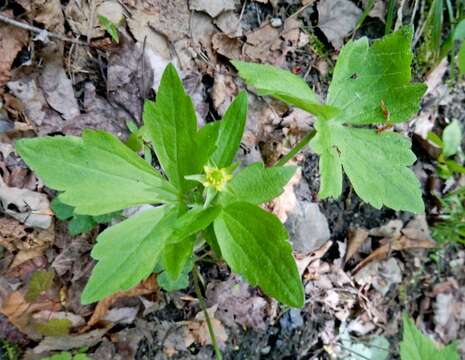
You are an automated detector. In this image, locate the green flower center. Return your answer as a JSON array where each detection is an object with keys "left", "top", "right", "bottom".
[{"left": 203, "top": 166, "right": 232, "bottom": 191}]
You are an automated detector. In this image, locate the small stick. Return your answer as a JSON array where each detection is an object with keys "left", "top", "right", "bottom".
[{"left": 0, "top": 14, "right": 89, "bottom": 47}]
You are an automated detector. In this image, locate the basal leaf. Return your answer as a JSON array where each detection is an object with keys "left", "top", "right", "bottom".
[
  {"left": 219, "top": 163, "right": 296, "bottom": 206},
  {"left": 81, "top": 206, "right": 177, "bottom": 304},
  {"left": 16, "top": 130, "right": 178, "bottom": 216},
  {"left": 157, "top": 257, "right": 193, "bottom": 292},
  {"left": 68, "top": 215, "right": 95, "bottom": 236},
  {"left": 144, "top": 64, "right": 199, "bottom": 191},
  {"left": 97, "top": 15, "right": 119, "bottom": 43},
  {"left": 327, "top": 26, "right": 426, "bottom": 125},
  {"left": 400, "top": 314, "right": 459, "bottom": 360},
  {"left": 312, "top": 124, "right": 424, "bottom": 212},
  {"left": 309, "top": 27, "right": 426, "bottom": 212},
  {"left": 210, "top": 91, "right": 248, "bottom": 168},
  {"left": 213, "top": 202, "right": 304, "bottom": 308},
  {"left": 232, "top": 61, "right": 339, "bottom": 120}
]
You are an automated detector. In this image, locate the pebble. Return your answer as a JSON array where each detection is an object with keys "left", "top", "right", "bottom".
[{"left": 270, "top": 17, "right": 283, "bottom": 27}]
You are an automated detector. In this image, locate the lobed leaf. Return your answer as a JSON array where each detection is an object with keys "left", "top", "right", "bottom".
[
  {"left": 213, "top": 202, "right": 304, "bottom": 308},
  {"left": 311, "top": 123, "right": 424, "bottom": 212},
  {"left": 219, "top": 163, "right": 296, "bottom": 206},
  {"left": 16, "top": 130, "right": 179, "bottom": 216},
  {"left": 327, "top": 26, "right": 426, "bottom": 125},
  {"left": 81, "top": 206, "right": 178, "bottom": 304},
  {"left": 232, "top": 61, "right": 339, "bottom": 120}
]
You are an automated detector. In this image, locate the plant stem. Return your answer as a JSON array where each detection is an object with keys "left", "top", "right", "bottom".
[
  {"left": 192, "top": 265, "right": 222, "bottom": 360},
  {"left": 274, "top": 130, "right": 316, "bottom": 167}
]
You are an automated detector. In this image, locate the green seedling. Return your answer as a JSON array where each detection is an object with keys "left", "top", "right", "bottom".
[
  {"left": 428, "top": 120, "right": 465, "bottom": 178},
  {"left": 97, "top": 15, "right": 120, "bottom": 44},
  {"left": 234, "top": 27, "right": 426, "bottom": 213},
  {"left": 16, "top": 65, "right": 304, "bottom": 309},
  {"left": 433, "top": 187, "right": 465, "bottom": 245},
  {"left": 400, "top": 314, "right": 459, "bottom": 359}
]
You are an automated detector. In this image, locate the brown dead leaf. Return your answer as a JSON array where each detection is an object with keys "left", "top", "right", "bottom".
[
  {"left": 0, "top": 291, "right": 60, "bottom": 339},
  {"left": 190, "top": 0, "right": 235, "bottom": 18},
  {"left": 185, "top": 305, "right": 228, "bottom": 349},
  {"left": 83, "top": 275, "right": 157, "bottom": 330},
  {"left": 352, "top": 216, "right": 436, "bottom": 274},
  {"left": 33, "top": 326, "right": 111, "bottom": 354},
  {"left": 344, "top": 228, "right": 369, "bottom": 264},
  {"left": 0, "top": 12, "right": 28, "bottom": 87}
]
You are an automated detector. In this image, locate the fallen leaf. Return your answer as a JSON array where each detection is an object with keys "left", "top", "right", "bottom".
[
  {"left": 0, "top": 11, "right": 28, "bottom": 87},
  {"left": 102, "top": 306, "right": 139, "bottom": 325},
  {"left": 353, "top": 218, "right": 436, "bottom": 274},
  {"left": 206, "top": 275, "right": 268, "bottom": 331},
  {"left": 185, "top": 305, "right": 228, "bottom": 349},
  {"left": 34, "top": 318, "right": 71, "bottom": 337},
  {"left": 0, "top": 291, "right": 59, "bottom": 339},
  {"left": 0, "top": 178, "right": 52, "bottom": 229},
  {"left": 83, "top": 275, "right": 157, "bottom": 330},
  {"left": 318, "top": 0, "right": 361, "bottom": 49},
  {"left": 344, "top": 228, "right": 369, "bottom": 264},
  {"left": 189, "top": 0, "right": 235, "bottom": 18},
  {"left": 33, "top": 327, "right": 110, "bottom": 354},
  {"left": 214, "top": 11, "right": 242, "bottom": 37}
]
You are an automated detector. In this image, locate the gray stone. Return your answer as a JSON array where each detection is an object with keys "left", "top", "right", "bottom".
[{"left": 285, "top": 201, "right": 331, "bottom": 253}]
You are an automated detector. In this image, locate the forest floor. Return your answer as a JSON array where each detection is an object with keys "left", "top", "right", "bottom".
[{"left": 0, "top": 0, "right": 464, "bottom": 359}]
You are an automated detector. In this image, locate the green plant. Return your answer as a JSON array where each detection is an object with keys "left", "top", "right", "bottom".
[
  {"left": 16, "top": 64, "right": 304, "bottom": 310},
  {"left": 42, "top": 351, "right": 90, "bottom": 360},
  {"left": 51, "top": 197, "right": 118, "bottom": 235},
  {"left": 234, "top": 27, "right": 426, "bottom": 213},
  {"left": 400, "top": 314, "right": 459, "bottom": 359},
  {"left": 428, "top": 120, "right": 464, "bottom": 179},
  {"left": 0, "top": 340, "right": 19, "bottom": 360},
  {"left": 433, "top": 187, "right": 465, "bottom": 245},
  {"left": 97, "top": 15, "right": 119, "bottom": 44}
]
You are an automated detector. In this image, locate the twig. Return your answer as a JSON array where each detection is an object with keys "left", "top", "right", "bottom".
[
  {"left": 192, "top": 265, "right": 222, "bottom": 360},
  {"left": 0, "top": 14, "right": 89, "bottom": 47},
  {"left": 289, "top": 1, "right": 314, "bottom": 18}
]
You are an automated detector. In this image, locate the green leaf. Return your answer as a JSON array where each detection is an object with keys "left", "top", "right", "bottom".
[
  {"left": 81, "top": 206, "right": 178, "bottom": 304},
  {"left": 157, "top": 257, "right": 193, "bottom": 292},
  {"left": 311, "top": 123, "right": 423, "bottom": 212},
  {"left": 458, "top": 41, "right": 465, "bottom": 76},
  {"left": 309, "top": 27, "right": 426, "bottom": 212},
  {"left": 42, "top": 352, "right": 72, "bottom": 360},
  {"left": 232, "top": 61, "right": 339, "bottom": 120},
  {"left": 213, "top": 202, "right": 304, "bottom": 308},
  {"left": 171, "top": 206, "right": 221, "bottom": 241},
  {"left": 453, "top": 20, "right": 465, "bottom": 41},
  {"left": 400, "top": 314, "right": 459, "bottom": 360},
  {"left": 210, "top": 91, "right": 248, "bottom": 167},
  {"left": 25, "top": 270, "right": 54, "bottom": 302},
  {"left": 195, "top": 121, "right": 220, "bottom": 169},
  {"left": 162, "top": 235, "right": 194, "bottom": 281},
  {"left": 51, "top": 198, "right": 74, "bottom": 220},
  {"left": 144, "top": 64, "right": 199, "bottom": 191},
  {"left": 16, "top": 130, "right": 179, "bottom": 216},
  {"left": 327, "top": 26, "right": 426, "bottom": 125},
  {"left": 98, "top": 15, "right": 119, "bottom": 43},
  {"left": 34, "top": 319, "right": 71, "bottom": 337},
  {"left": 442, "top": 120, "right": 462, "bottom": 157},
  {"left": 219, "top": 163, "right": 296, "bottom": 206},
  {"left": 68, "top": 215, "right": 95, "bottom": 236},
  {"left": 163, "top": 206, "right": 220, "bottom": 280}
]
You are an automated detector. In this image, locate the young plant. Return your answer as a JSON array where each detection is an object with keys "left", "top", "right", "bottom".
[
  {"left": 433, "top": 187, "right": 465, "bottom": 245},
  {"left": 233, "top": 26, "right": 427, "bottom": 213},
  {"left": 16, "top": 65, "right": 304, "bottom": 313},
  {"left": 428, "top": 120, "right": 465, "bottom": 178}
]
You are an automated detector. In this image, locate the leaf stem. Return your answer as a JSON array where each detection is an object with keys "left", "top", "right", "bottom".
[
  {"left": 274, "top": 130, "right": 316, "bottom": 167},
  {"left": 192, "top": 265, "right": 222, "bottom": 360}
]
